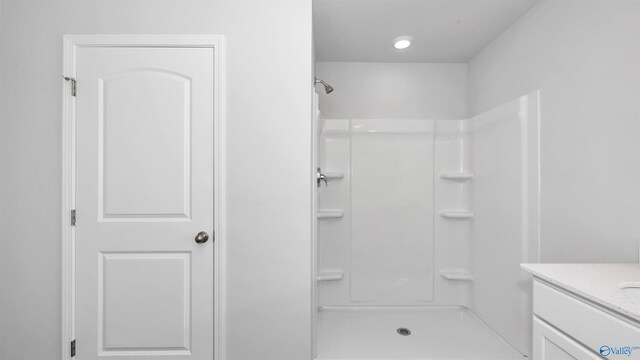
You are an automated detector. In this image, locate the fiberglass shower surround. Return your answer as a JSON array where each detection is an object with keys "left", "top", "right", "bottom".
[{"left": 314, "top": 92, "right": 540, "bottom": 359}]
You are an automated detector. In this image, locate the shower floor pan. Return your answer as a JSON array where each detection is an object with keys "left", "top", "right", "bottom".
[{"left": 316, "top": 306, "right": 524, "bottom": 360}]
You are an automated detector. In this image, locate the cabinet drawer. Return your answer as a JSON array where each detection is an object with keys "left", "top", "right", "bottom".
[{"left": 534, "top": 280, "right": 640, "bottom": 356}]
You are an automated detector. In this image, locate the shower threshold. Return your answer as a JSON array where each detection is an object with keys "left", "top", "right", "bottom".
[{"left": 316, "top": 306, "right": 525, "bottom": 360}]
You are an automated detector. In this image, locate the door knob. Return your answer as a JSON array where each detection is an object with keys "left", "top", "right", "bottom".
[{"left": 195, "top": 231, "right": 209, "bottom": 244}]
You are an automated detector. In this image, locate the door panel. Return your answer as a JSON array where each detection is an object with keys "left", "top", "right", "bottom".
[
  {"left": 100, "top": 252, "right": 191, "bottom": 351},
  {"left": 75, "top": 47, "right": 214, "bottom": 359},
  {"left": 100, "top": 70, "right": 192, "bottom": 219}
]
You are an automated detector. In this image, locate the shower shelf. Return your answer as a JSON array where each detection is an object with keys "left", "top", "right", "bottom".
[
  {"left": 324, "top": 172, "right": 345, "bottom": 180},
  {"left": 317, "top": 270, "right": 344, "bottom": 281},
  {"left": 440, "top": 172, "right": 474, "bottom": 181},
  {"left": 439, "top": 210, "right": 474, "bottom": 219},
  {"left": 317, "top": 210, "right": 344, "bottom": 219},
  {"left": 440, "top": 270, "right": 474, "bottom": 281}
]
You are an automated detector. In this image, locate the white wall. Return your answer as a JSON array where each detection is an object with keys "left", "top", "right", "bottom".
[
  {"left": 316, "top": 62, "right": 467, "bottom": 120},
  {"left": 0, "top": 1, "right": 313, "bottom": 360},
  {"left": 468, "top": 0, "right": 640, "bottom": 263}
]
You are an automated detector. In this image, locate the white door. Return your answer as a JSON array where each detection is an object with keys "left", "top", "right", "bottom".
[{"left": 75, "top": 46, "right": 214, "bottom": 359}]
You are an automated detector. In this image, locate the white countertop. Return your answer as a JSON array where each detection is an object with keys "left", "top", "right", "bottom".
[{"left": 521, "top": 263, "right": 640, "bottom": 322}]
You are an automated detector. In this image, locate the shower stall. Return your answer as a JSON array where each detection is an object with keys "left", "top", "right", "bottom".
[{"left": 312, "top": 89, "right": 540, "bottom": 359}]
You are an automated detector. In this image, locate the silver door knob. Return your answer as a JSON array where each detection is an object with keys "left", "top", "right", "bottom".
[{"left": 195, "top": 231, "right": 209, "bottom": 244}]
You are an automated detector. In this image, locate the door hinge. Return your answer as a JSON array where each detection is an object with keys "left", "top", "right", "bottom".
[
  {"left": 70, "top": 339, "right": 76, "bottom": 357},
  {"left": 63, "top": 76, "right": 77, "bottom": 97},
  {"left": 71, "top": 210, "right": 76, "bottom": 226}
]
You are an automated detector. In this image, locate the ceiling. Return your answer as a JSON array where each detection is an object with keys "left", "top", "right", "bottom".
[{"left": 314, "top": 0, "right": 539, "bottom": 63}]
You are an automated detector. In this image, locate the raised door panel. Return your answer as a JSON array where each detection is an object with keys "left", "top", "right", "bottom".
[
  {"left": 99, "top": 253, "right": 191, "bottom": 355},
  {"left": 100, "top": 70, "right": 191, "bottom": 220}
]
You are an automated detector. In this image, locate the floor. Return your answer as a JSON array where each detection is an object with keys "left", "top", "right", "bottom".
[{"left": 316, "top": 306, "right": 525, "bottom": 360}]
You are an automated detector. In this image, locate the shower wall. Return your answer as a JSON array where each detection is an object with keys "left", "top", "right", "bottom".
[
  {"left": 319, "top": 119, "right": 436, "bottom": 305},
  {"left": 317, "top": 96, "right": 539, "bottom": 354},
  {"left": 318, "top": 118, "right": 473, "bottom": 307},
  {"left": 316, "top": 61, "right": 472, "bottom": 307},
  {"left": 470, "top": 92, "right": 540, "bottom": 356}
]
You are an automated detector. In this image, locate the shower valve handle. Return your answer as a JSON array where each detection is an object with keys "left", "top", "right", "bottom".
[{"left": 317, "top": 168, "right": 328, "bottom": 187}]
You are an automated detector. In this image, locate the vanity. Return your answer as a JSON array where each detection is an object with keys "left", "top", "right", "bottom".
[{"left": 522, "top": 264, "right": 640, "bottom": 360}]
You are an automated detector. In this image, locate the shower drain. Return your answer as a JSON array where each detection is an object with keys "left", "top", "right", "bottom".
[{"left": 396, "top": 328, "right": 411, "bottom": 336}]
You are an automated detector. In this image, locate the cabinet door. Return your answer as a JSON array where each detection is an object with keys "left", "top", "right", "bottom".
[{"left": 533, "top": 318, "right": 601, "bottom": 360}]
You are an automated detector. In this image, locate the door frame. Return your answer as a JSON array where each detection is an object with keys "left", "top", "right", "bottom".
[{"left": 61, "top": 34, "right": 226, "bottom": 360}]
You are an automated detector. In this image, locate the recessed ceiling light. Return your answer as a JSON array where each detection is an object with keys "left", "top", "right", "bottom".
[{"left": 393, "top": 36, "right": 413, "bottom": 50}]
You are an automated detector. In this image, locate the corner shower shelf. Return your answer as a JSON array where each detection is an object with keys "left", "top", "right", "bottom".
[
  {"left": 439, "top": 210, "right": 474, "bottom": 220},
  {"left": 317, "top": 270, "right": 344, "bottom": 281},
  {"left": 324, "top": 172, "right": 345, "bottom": 180},
  {"left": 440, "top": 172, "right": 474, "bottom": 182},
  {"left": 317, "top": 210, "right": 344, "bottom": 219},
  {"left": 440, "top": 270, "right": 474, "bottom": 281}
]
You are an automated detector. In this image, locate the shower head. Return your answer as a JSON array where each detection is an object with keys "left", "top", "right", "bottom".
[{"left": 315, "top": 77, "right": 334, "bottom": 94}]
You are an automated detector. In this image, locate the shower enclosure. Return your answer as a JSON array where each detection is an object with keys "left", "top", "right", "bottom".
[{"left": 312, "top": 91, "right": 540, "bottom": 359}]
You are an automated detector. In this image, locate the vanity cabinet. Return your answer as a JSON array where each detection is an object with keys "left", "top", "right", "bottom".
[{"left": 532, "top": 280, "right": 640, "bottom": 360}]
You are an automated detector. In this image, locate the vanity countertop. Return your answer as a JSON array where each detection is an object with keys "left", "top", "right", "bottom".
[{"left": 521, "top": 263, "right": 640, "bottom": 322}]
